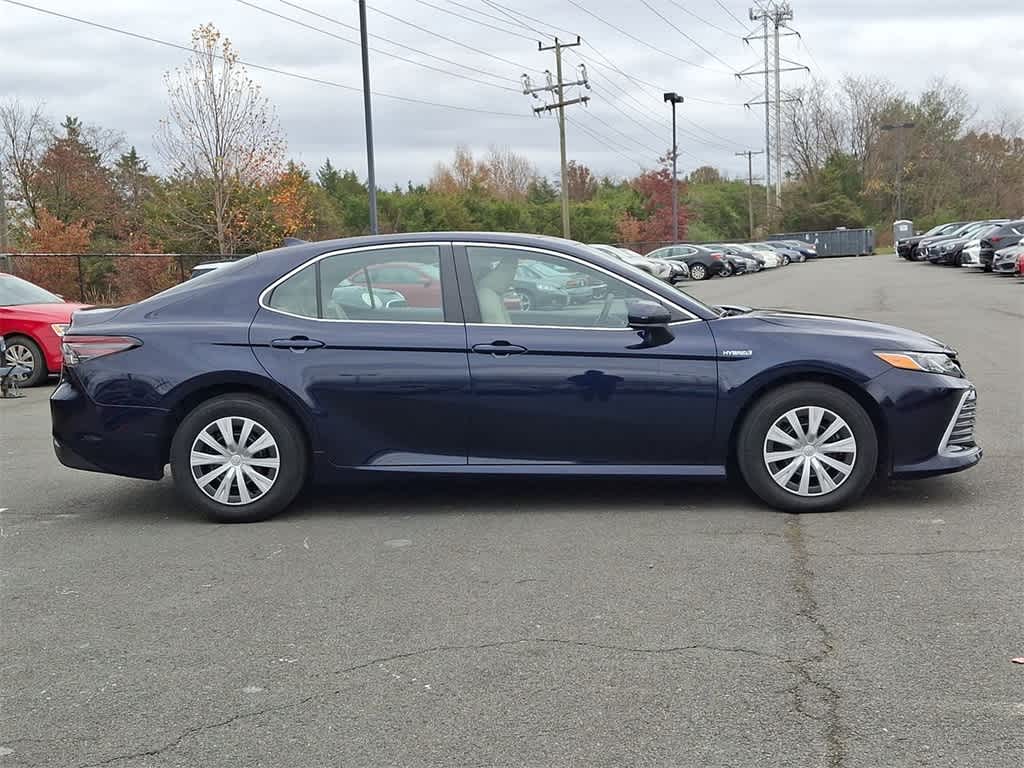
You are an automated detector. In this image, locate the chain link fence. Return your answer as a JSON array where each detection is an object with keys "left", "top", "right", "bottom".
[{"left": 0, "top": 253, "right": 247, "bottom": 304}]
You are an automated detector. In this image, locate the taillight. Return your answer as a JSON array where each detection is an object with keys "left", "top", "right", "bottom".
[
  {"left": 62, "top": 336, "right": 141, "bottom": 366},
  {"left": 711, "top": 253, "right": 723, "bottom": 260},
  {"left": 990, "top": 236, "right": 1003, "bottom": 244}
]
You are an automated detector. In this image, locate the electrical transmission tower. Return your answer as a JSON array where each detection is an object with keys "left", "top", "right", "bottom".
[
  {"left": 736, "top": 149, "right": 765, "bottom": 238},
  {"left": 736, "top": 1, "right": 808, "bottom": 220},
  {"left": 522, "top": 37, "right": 590, "bottom": 238}
]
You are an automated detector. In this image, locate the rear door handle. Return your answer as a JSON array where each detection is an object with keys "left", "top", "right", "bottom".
[
  {"left": 472, "top": 342, "right": 527, "bottom": 357},
  {"left": 271, "top": 336, "right": 325, "bottom": 351}
]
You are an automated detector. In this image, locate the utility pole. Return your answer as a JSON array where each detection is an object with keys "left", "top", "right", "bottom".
[
  {"left": 879, "top": 121, "right": 916, "bottom": 220},
  {"left": 737, "top": 2, "right": 807, "bottom": 221},
  {"left": 664, "top": 92, "right": 684, "bottom": 243},
  {"left": 736, "top": 149, "right": 765, "bottom": 238},
  {"left": 358, "top": 0, "right": 378, "bottom": 234},
  {"left": 0, "top": 169, "right": 8, "bottom": 255},
  {"left": 523, "top": 37, "right": 589, "bottom": 239}
]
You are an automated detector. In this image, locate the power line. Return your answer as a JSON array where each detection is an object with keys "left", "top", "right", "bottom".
[
  {"left": 663, "top": 0, "right": 743, "bottom": 38},
  {"left": 482, "top": 0, "right": 579, "bottom": 40},
  {"left": 713, "top": 0, "right": 749, "bottom": 30},
  {"left": 562, "top": 0, "right": 734, "bottom": 74},
  {"left": 274, "top": 0, "right": 515, "bottom": 82},
  {"left": 638, "top": 0, "right": 740, "bottom": 71},
  {"left": 353, "top": 0, "right": 534, "bottom": 72},
  {"left": 237, "top": 0, "right": 520, "bottom": 92},
  {"left": 567, "top": 116, "right": 647, "bottom": 170},
  {"left": 439, "top": 0, "right": 541, "bottom": 38},
  {"left": 0, "top": 0, "right": 533, "bottom": 119},
  {"left": 405, "top": 0, "right": 535, "bottom": 41}
]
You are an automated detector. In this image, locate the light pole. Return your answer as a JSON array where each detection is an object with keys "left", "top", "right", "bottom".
[
  {"left": 879, "top": 121, "right": 915, "bottom": 221},
  {"left": 358, "top": 0, "right": 378, "bottom": 234},
  {"left": 663, "top": 92, "right": 684, "bottom": 243}
]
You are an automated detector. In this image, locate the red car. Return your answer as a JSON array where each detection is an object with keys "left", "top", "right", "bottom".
[
  {"left": 0, "top": 274, "right": 88, "bottom": 386},
  {"left": 344, "top": 261, "right": 522, "bottom": 309}
]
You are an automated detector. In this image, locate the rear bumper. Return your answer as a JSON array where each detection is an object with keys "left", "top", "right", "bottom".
[{"left": 50, "top": 377, "right": 168, "bottom": 480}]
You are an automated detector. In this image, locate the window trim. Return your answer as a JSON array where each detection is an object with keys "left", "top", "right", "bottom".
[
  {"left": 455, "top": 241, "right": 701, "bottom": 331},
  {"left": 258, "top": 241, "right": 456, "bottom": 325}
]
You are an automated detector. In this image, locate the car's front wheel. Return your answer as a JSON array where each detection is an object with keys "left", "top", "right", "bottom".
[
  {"left": 3, "top": 335, "right": 46, "bottom": 387},
  {"left": 736, "top": 383, "right": 878, "bottom": 513},
  {"left": 170, "top": 394, "right": 307, "bottom": 522}
]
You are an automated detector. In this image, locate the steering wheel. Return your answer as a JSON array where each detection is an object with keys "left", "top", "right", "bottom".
[{"left": 593, "top": 292, "right": 615, "bottom": 327}]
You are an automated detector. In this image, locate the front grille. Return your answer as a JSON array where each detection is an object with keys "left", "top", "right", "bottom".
[{"left": 942, "top": 391, "right": 977, "bottom": 453}]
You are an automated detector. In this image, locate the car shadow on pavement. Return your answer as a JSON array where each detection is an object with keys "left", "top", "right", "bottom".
[{"left": 75, "top": 472, "right": 978, "bottom": 525}]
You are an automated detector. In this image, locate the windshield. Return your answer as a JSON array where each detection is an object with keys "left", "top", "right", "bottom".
[{"left": 0, "top": 275, "right": 63, "bottom": 306}]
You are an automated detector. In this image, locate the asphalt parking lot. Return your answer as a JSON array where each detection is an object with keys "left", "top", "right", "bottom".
[{"left": 1, "top": 255, "right": 1021, "bottom": 768}]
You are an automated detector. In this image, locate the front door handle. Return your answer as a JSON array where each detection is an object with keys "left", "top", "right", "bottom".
[
  {"left": 271, "top": 336, "right": 325, "bottom": 351},
  {"left": 472, "top": 341, "right": 527, "bottom": 357}
]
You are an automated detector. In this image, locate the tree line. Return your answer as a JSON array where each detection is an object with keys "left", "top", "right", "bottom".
[{"left": 1, "top": 24, "right": 1020, "bottom": 302}]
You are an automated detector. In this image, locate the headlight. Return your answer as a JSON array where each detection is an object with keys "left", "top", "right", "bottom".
[
  {"left": 51, "top": 323, "right": 69, "bottom": 336},
  {"left": 536, "top": 283, "right": 559, "bottom": 291},
  {"left": 875, "top": 351, "right": 964, "bottom": 377}
]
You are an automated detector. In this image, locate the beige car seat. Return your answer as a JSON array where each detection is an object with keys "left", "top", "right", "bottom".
[{"left": 475, "top": 256, "right": 518, "bottom": 325}]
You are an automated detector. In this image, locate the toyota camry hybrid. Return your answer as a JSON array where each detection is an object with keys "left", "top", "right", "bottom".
[{"left": 50, "top": 233, "right": 981, "bottom": 522}]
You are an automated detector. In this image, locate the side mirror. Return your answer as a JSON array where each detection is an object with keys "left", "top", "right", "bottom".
[
  {"left": 627, "top": 300, "right": 671, "bottom": 328},
  {"left": 421, "top": 277, "right": 433, "bottom": 287}
]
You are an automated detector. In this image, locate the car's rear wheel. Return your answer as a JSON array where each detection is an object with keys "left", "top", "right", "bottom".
[
  {"left": 518, "top": 291, "right": 534, "bottom": 311},
  {"left": 782, "top": 255, "right": 791, "bottom": 265},
  {"left": 690, "top": 263, "right": 708, "bottom": 281},
  {"left": 170, "top": 395, "right": 307, "bottom": 523},
  {"left": 736, "top": 383, "right": 877, "bottom": 513},
  {"left": 3, "top": 336, "right": 46, "bottom": 387}
]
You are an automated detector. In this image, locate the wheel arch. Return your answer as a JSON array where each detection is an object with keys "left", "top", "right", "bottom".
[
  {"left": 726, "top": 369, "right": 889, "bottom": 475},
  {"left": 160, "top": 373, "right": 317, "bottom": 469}
]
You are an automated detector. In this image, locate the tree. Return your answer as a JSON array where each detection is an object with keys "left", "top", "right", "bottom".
[
  {"left": 482, "top": 146, "right": 537, "bottom": 201},
  {"left": 32, "top": 116, "right": 116, "bottom": 233},
  {"left": 618, "top": 159, "right": 689, "bottom": 247},
  {"left": 688, "top": 165, "right": 723, "bottom": 185},
  {"left": 157, "top": 23, "right": 285, "bottom": 254},
  {"left": 0, "top": 99, "right": 51, "bottom": 228},
  {"left": 564, "top": 160, "right": 597, "bottom": 202}
]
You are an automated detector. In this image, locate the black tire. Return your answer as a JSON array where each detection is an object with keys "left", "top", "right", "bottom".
[
  {"left": 720, "top": 263, "right": 733, "bottom": 277},
  {"left": 735, "top": 383, "right": 878, "bottom": 513},
  {"left": 518, "top": 291, "right": 535, "bottom": 311},
  {"left": 170, "top": 394, "right": 307, "bottom": 523},
  {"left": 782, "top": 255, "right": 791, "bottom": 266},
  {"left": 690, "top": 263, "right": 709, "bottom": 281},
  {"left": 3, "top": 335, "right": 47, "bottom": 387}
]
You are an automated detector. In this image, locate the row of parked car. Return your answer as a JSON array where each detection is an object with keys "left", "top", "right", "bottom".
[
  {"left": 896, "top": 218, "right": 1024, "bottom": 275},
  {"left": 590, "top": 240, "right": 817, "bottom": 284}
]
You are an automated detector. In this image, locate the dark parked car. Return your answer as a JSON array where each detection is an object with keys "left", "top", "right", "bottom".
[
  {"left": 776, "top": 240, "right": 818, "bottom": 259},
  {"left": 646, "top": 244, "right": 729, "bottom": 280},
  {"left": 919, "top": 221, "right": 1003, "bottom": 263},
  {"left": 897, "top": 222, "right": 966, "bottom": 260},
  {"left": 52, "top": 233, "right": 981, "bottom": 522},
  {"left": 979, "top": 220, "right": 1024, "bottom": 271}
]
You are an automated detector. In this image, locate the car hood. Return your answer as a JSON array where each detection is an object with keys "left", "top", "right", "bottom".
[
  {"left": 746, "top": 309, "right": 953, "bottom": 353},
  {"left": 3, "top": 302, "right": 89, "bottom": 321}
]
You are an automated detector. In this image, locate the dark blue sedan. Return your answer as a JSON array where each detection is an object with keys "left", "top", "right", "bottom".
[{"left": 50, "top": 233, "right": 981, "bottom": 522}]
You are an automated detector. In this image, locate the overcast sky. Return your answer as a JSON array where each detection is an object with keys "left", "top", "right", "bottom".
[{"left": 2, "top": 0, "right": 1022, "bottom": 186}]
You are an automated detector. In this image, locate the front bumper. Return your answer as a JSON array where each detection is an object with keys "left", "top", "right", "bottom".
[
  {"left": 993, "top": 258, "right": 1020, "bottom": 274},
  {"left": 866, "top": 370, "right": 981, "bottom": 478},
  {"left": 51, "top": 376, "right": 168, "bottom": 480}
]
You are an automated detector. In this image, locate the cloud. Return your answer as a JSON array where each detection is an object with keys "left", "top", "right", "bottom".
[{"left": 1, "top": 0, "right": 1021, "bottom": 185}]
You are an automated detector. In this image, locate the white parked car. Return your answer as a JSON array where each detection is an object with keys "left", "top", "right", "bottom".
[
  {"left": 589, "top": 244, "right": 689, "bottom": 283},
  {"left": 959, "top": 239, "right": 983, "bottom": 267}
]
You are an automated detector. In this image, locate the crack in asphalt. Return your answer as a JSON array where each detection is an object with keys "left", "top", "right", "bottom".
[
  {"left": 785, "top": 516, "right": 846, "bottom": 768},
  {"left": 72, "top": 638, "right": 794, "bottom": 767}
]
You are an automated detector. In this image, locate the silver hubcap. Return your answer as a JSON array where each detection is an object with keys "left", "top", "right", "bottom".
[
  {"left": 4, "top": 344, "right": 34, "bottom": 379},
  {"left": 190, "top": 417, "right": 280, "bottom": 506},
  {"left": 693, "top": 265, "right": 706, "bottom": 279},
  {"left": 763, "top": 406, "right": 857, "bottom": 497}
]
